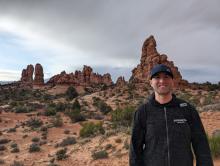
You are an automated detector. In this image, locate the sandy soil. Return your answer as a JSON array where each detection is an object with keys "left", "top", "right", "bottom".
[{"left": 0, "top": 110, "right": 219, "bottom": 166}]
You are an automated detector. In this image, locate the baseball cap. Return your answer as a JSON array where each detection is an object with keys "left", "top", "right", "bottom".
[{"left": 150, "top": 64, "right": 173, "bottom": 79}]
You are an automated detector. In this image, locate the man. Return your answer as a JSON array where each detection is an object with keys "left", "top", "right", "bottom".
[{"left": 129, "top": 64, "right": 213, "bottom": 166}]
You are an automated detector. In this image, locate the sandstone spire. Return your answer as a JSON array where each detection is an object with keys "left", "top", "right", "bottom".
[
  {"left": 130, "top": 35, "right": 188, "bottom": 87},
  {"left": 33, "top": 63, "right": 44, "bottom": 85}
]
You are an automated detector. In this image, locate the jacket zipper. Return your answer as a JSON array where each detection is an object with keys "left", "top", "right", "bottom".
[{"left": 164, "top": 107, "right": 171, "bottom": 166}]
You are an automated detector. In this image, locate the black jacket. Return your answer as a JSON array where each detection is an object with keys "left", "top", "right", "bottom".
[{"left": 129, "top": 93, "right": 213, "bottom": 166}]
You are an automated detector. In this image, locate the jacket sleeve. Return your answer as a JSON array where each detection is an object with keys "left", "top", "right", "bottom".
[
  {"left": 190, "top": 106, "right": 214, "bottom": 166},
  {"left": 129, "top": 105, "right": 146, "bottom": 166}
]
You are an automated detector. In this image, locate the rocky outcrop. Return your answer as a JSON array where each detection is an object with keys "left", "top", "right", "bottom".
[
  {"left": 21, "top": 64, "right": 34, "bottom": 83},
  {"left": 20, "top": 63, "right": 44, "bottom": 86},
  {"left": 33, "top": 63, "right": 44, "bottom": 85},
  {"left": 116, "top": 76, "right": 126, "bottom": 87},
  {"left": 47, "top": 65, "right": 113, "bottom": 86},
  {"left": 130, "top": 35, "right": 188, "bottom": 88}
]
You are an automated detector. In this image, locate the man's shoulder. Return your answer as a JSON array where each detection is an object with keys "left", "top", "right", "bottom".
[{"left": 175, "top": 97, "right": 196, "bottom": 112}]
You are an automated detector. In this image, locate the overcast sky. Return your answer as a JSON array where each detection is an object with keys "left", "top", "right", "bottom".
[{"left": 0, "top": 0, "right": 219, "bottom": 83}]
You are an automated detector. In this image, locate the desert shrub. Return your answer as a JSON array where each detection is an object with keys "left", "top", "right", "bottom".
[
  {"left": 111, "top": 106, "right": 135, "bottom": 127},
  {"left": 43, "top": 94, "right": 54, "bottom": 102},
  {"left": 80, "top": 122, "right": 105, "bottom": 138},
  {"left": 92, "top": 150, "right": 108, "bottom": 160},
  {"left": 29, "top": 143, "right": 41, "bottom": 152},
  {"left": 11, "top": 147, "right": 20, "bottom": 153},
  {"left": 0, "top": 145, "right": 6, "bottom": 151},
  {"left": 40, "top": 126, "right": 48, "bottom": 132},
  {"left": 14, "top": 105, "right": 34, "bottom": 113},
  {"left": 55, "top": 102, "right": 66, "bottom": 112},
  {"left": 7, "top": 127, "right": 16, "bottom": 133},
  {"left": 123, "top": 139, "right": 130, "bottom": 150},
  {"left": 56, "top": 148, "right": 68, "bottom": 160},
  {"left": 209, "top": 135, "right": 220, "bottom": 158},
  {"left": 10, "top": 143, "right": 18, "bottom": 148},
  {"left": 115, "top": 138, "right": 122, "bottom": 143},
  {"left": 59, "top": 137, "right": 76, "bottom": 147},
  {"left": 64, "top": 129, "right": 70, "bottom": 134},
  {"left": 51, "top": 115, "right": 63, "bottom": 127},
  {"left": 44, "top": 106, "right": 57, "bottom": 116},
  {"left": 65, "top": 108, "right": 85, "bottom": 123},
  {"left": 0, "top": 138, "right": 10, "bottom": 144},
  {"left": 65, "top": 86, "right": 78, "bottom": 100},
  {"left": 10, "top": 161, "right": 24, "bottom": 166},
  {"left": 105, "top": 144, "right": 113, "bottom": 150},
  {"left": 26, "top": 117, "right": 43, "bottom": 128},
  {"left": 92, "top": 97, "right": 112, "bottom": 114},
  {"left": 32, "top": 137, "right": 40, "bottom": 142},
  {"left": 71, "top": 99, "right": 81, "bottom": 110}
]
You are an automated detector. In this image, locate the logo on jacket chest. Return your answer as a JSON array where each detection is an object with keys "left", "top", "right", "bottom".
[{"left": 173, "top": 118, "right": 187, "bottom": 124}]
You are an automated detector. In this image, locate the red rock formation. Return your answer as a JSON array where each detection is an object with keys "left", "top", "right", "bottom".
[
  {"left": 116, "top": 76, "right": 126, "bottom": 87},
  {"left": 47, "top": 65, "right": 113, "bottom": 87},
  {"left": 33, "top": 63, "right": 44, "bottom": 85},
  {"left": 130, "top": 35, "right": 188, "bottom": 88},
  {"left": 20, "top": 64, "right": 34, "bottom": 83}
]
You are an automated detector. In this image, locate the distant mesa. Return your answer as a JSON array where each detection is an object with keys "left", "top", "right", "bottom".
[
  {"left": 129, "top": 35, "right": 188, "bottom": 88},
  {"left": 47, "top": 65, "right": 113, "bottom": 87}
]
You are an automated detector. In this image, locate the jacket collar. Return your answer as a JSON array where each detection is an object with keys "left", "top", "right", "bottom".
[{"left": 148, "top": 93, "right": 179, "bottom": 107}]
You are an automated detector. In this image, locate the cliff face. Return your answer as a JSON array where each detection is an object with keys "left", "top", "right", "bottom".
[
  {"left": 47, "top": 65, "right": 113, "bottom": 86},
  {"left": 130, "top": 35, "right": 188, "bottom": 88}
]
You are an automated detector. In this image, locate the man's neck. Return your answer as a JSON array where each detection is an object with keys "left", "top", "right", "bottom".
[{"left": 155, "top": 93, "right": 172, "bottom": 104}]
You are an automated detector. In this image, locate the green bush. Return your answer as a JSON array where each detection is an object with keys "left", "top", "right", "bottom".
[
  {"left": 0, "top": 145, "right": 6, "bottom": 151},
  {"left": 14, "top": 106, "right": 34, "bottom": 113},
  {"left": 65, "top": 86, "right": 78, "bottom": 100},
  {"left": 26, "top": 118, "right": 43, "bottom": 128},
  {"left": 51, "top": 115, "right": 63, "bottom": 127},
  {"left": 209, "top": 135, "right": 220, "bottom": 158},
  {"left": 92, "top": 97, "right": 112, "bottom": 114},
  {"left": 11, "top": 147, "right": 20, "bottom": 153},
  {"left": 59, "top": 137, "right": 76, "bottom": 147},
  {"left": 72, "top": 99, "right": 81, "bottom": 110},
  {"left": 80, "top": 122, "right": 105, "bottom": 138},
  {"left": 29, "top": 143, "right": 40, "bottom": 152},
  {"left": 56, "top": 148, "right": 68, "bottom": 160},
  {"left": 55, "top": 102, "right": 66, "bottom": 112},
  {"left": 65, "top": 109, "right": 85, "bottom": 123},
  {"left": 44, "top": 106, "right": 57, "bottom": 116},
  {"left": 32, "top": 137, "right": 40, "bottom": 142},
  {"left": 0, "top": 138, "right": 10, "bottom": 144},
  {"left": 92, "top": 150, "right": 108, "bottom": 160},
  {"left": 10, "top": 143, "right": 18, "bottom": 148},
  {"left": 111, "top": 106, "right": 135, "bottom": 127}
]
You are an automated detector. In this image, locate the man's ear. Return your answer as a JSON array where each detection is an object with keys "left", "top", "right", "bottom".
[{"left": 149, "top": 79, "right": 153, "bottom": 87}]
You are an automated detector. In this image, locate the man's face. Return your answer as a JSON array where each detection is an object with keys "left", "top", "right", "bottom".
[{"left": 150, "top": 72, "right": 174, "bottom": 96}]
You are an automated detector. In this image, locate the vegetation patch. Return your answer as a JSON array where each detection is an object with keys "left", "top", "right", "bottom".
[
  {"left": 209, "top": 135, "right": 220, "bottom": 158},
  {"left": 111, "top": 106, "right": 135, "bottom": 127},
  {"left": 80, "top": 122, "right": 105, "bottom": 138},
  {"left": 92, "top": 150, "right": 108, "bottom": 160},
  {"left": 56, "top": 148, "right": 68, "bottom": 160}
]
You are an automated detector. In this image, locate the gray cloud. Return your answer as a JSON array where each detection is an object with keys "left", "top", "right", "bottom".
[{"left": 0, "top": 0, "right": 219, "bottom": 82}]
